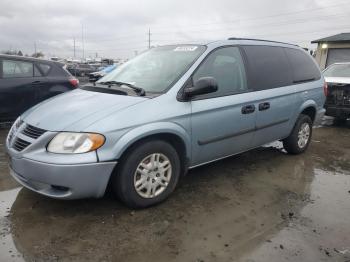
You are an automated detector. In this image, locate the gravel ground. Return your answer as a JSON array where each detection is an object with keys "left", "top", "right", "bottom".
[{"left": 0, "top": 118, "right": 349, "bottom": 262}]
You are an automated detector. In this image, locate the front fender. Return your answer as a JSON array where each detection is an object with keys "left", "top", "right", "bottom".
[{"left": 98, "top": 122, "right": 191, "bottom": 162}]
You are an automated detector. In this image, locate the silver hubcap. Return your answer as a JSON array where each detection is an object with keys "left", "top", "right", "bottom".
[
  {"left": 133, "top": 153, "right": 172, "bottom": 199},
  {"left": 297, "top": 122, "right": 310, "bottom": 148}
]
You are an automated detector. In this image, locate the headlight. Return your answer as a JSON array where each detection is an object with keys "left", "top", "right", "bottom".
[
  {"left": 7, "top": 117, "right": 22, "bottom": 143},
  {"left": 47, "top": 132, "right": 105, "bottom": 154}
]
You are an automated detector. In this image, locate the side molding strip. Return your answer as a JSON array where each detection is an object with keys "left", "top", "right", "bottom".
[{"left": 198, "top": 118, "right": 289, "bottom": 146}]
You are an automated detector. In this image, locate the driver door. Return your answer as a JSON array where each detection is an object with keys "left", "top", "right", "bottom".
[{"left": 190, "top": 46, "right": 257, "bottom": 166}]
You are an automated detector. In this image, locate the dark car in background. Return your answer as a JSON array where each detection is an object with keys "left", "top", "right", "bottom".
[
  {"left": 67, "top": 63, "right": 96, "bottom": 77},
  {"left": 0, "top": 55, "right": 78, "bottom": 123},
  {"left": 323, "top": 62, "right": 350, "bottom": 122}
]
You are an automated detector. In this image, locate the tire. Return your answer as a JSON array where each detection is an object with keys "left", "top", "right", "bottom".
[
  {"left": 283, "top": 114, "right": 313, "bottom": 154},
  {"left": 112, "top": 140, "right": 181, "bottom": 208}
]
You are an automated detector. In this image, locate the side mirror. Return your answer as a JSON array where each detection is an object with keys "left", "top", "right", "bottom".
[{"left": 184, "top": 77, "right": 218, "bottom": 98}]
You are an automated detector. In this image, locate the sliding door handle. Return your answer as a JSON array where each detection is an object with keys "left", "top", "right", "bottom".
[{"left": 259, "top": 102, "right": 270, "bottom": 111}]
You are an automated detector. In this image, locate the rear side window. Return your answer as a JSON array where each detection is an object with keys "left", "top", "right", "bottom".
[
  {"left": 2, "top": 60, "right": 33, "bottom": 78},
  {"left": 284, "top": 48, "right": 321, "bottom": 83},
  {"left": 242, "top": 45, "right": 292, "bottom": 90}
]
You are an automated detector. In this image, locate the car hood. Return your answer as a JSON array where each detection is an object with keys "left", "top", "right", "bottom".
[
  {"left": 324, "top": 77, "right": 350, "bottom": 84},
  {"left": 22, "top": 88, "right": 148, "bottom": 131}
]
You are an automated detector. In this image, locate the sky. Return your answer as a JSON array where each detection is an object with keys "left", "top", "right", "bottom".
[{"left": 0, "top": 0, "right": 350, "bottom": 59}]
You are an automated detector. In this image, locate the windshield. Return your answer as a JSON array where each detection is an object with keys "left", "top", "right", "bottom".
[
  {"left": 323, "top": 64, "right": 350, "bottom": 78},
  {"left": 97, "top": 45, "right": 206, "bottom": 93}
]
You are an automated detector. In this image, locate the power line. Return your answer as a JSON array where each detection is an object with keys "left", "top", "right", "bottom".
[
  {"left": 74, "top": 1, "right": 350, "bottom": 44},
  {"left": 81, "top": 10, "right": 350, "bottom": 46},
  {"left": 151, "top": 13, "right": 350, "bottom": 37},
  {"left": 151, "top": 1, "right": 350, "bottom": 30}
]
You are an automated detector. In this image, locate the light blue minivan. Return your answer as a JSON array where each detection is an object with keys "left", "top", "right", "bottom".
[{"left": 6, "top": 38, "right": 326, "bottom": 208}]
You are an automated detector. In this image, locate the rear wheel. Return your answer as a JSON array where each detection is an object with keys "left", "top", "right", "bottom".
[
  {"left": 112, "top": 140, "right": 181, "bottom": 208},
  {"left": 283, "top": 114, "right": 312, "bottom": 154}
]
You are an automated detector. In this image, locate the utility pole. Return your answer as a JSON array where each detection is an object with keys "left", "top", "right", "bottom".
[
  {"left": 148, "top": 28, "right": 151, "bottom": 49},
  {"left": 81, "top": 23, "right": 85, "bottom": 60},
  {"left": 34, "top": 41, "right": 37, "bottom": 55},
  {"left": 73, "top": 37, "right": 76, "bottom": 58}
]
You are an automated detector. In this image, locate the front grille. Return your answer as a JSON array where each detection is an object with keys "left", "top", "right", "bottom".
[
  {"left": 21, "top": 124, "right": 47, "bottom": 139},
  {"left": 13, "top": 137, "right": 31, "bottom": 152},
  {"left": 326, "top": 85, "right": 350, "bottom": 106}
]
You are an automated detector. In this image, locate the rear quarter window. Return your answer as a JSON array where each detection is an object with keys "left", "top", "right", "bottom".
[
  {"left": 242, "top": 45, "right": 292, "bottom": 91},
  {"left": 284, "top": 48, "right": 321, "bottom": 83},
  {"left": 38, "top": 63, "right": 51, "bottom": 75},
  {"left": 47, "top": 62, "right": 71, "bottom": 77}
]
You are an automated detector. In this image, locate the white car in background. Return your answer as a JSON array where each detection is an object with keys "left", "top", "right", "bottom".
[{"left": 323, "top": 63, "right": 350, "bottom": 122}]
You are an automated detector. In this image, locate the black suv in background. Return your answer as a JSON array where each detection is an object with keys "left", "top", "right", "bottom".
[{"left": 0, "top": 55, "right": 79, "bottom": 123}]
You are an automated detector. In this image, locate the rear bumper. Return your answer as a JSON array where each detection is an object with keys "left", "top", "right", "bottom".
[
  {"left": 325, "top": 106, "right": 350, "bottom": 118},
  {"left": 9, "top": 156, "right": 116, "bottom": 199}
]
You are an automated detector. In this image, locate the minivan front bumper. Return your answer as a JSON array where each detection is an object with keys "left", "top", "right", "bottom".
[{"left": 8, "top": 155, "right": 116, "bottom": 199}]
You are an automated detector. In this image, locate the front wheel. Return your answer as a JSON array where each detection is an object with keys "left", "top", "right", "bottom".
[
  {"left": 283, "top": 114, "right": 312, "bottom": 154},
  {"left": 112, "top": 140, "right": 181, "bottom": 208}
]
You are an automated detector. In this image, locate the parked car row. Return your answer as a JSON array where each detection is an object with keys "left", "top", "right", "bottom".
[
  {"left": 88, "top": 64, "right": 117, "bottom": 82},
  {"left": 66, "top": 62, "right": 118, "bottom": 78},
  {"left": 66, "top": 63, "right": 96, "bottom": 77}
]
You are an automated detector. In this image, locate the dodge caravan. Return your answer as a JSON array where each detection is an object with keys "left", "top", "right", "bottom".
[{"left": 6, "top": 38, "right": 326, "bottom": 208}]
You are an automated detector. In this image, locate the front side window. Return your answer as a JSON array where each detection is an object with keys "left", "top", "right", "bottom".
[
  {"left": 192, "top": 46, "right": 247, "bottom": 97},
  {"left": 323, "top": 63, "right": 350, "bottom": 78},
  {"left": 98, "top": 45, "right": 206, "bottom": 93},
  {"left": 2, "top": 60, "right": 33, "bottom": 78}
]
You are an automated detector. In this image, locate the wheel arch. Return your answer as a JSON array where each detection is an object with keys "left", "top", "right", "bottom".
[
  {"left": 111, "top": 122, "right": 191, "bottom": 173},
  {"left": 298, "top": 100, "right": 317, "bottom": 123}
]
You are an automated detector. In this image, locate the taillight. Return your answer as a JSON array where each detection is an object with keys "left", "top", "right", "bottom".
[
  {"left": 69, "top": 78, "right": 79, "bottom": 88},
  {"left": 323, "top": 81, "right": 328, "bottom": 97}
]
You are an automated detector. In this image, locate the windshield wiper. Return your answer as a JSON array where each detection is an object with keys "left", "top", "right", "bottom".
[{"left": 99, "top": 81, "right": 146, "bottom": 96}]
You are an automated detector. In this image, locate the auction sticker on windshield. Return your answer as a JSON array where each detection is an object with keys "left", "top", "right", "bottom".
[{"left": 174, "top": 46, "right": 198, "bottom": 51}]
